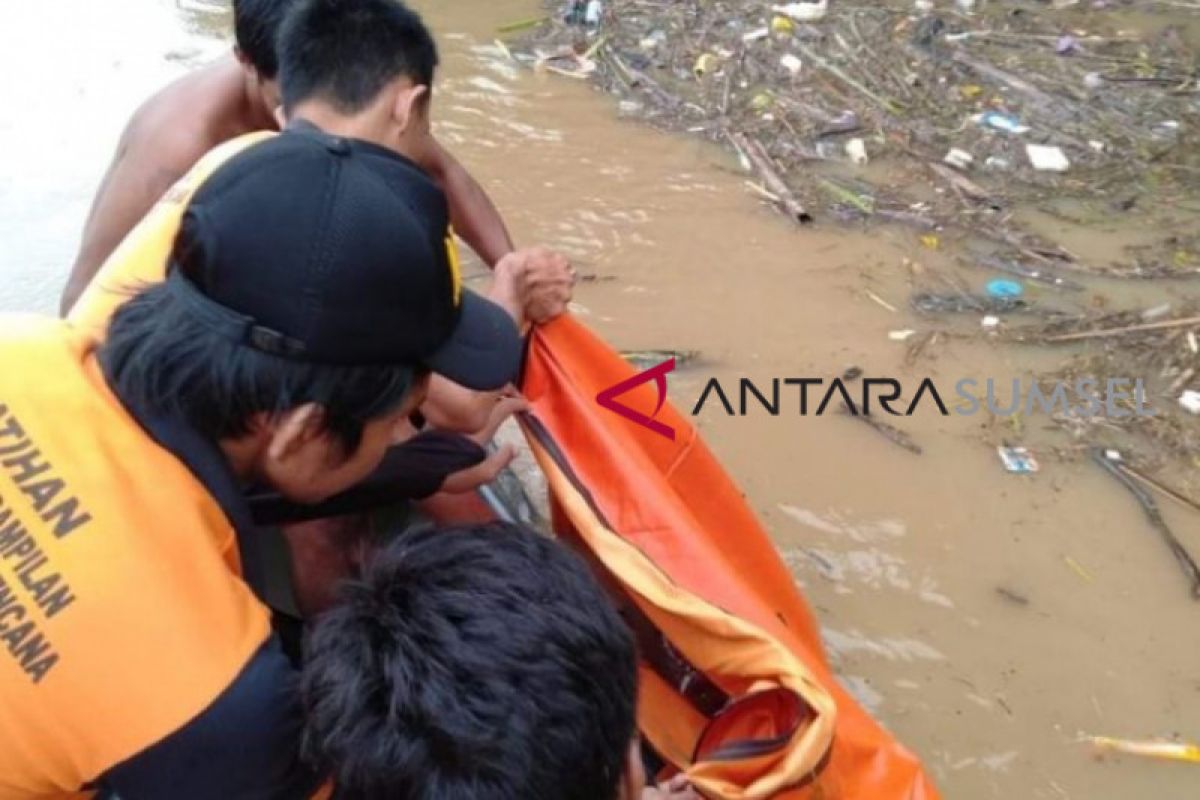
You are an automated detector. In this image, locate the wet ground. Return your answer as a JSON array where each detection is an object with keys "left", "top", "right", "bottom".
[{"left": 1, "top": 1, "right": 1197, "bottom": 798}]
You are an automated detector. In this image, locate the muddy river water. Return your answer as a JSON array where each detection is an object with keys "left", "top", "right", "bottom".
[{"left": 1, "top": 1, "right": 1197, "bottom": 797}]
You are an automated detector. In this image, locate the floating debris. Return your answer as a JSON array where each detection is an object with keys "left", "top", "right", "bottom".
[
  {"left": 1180, "top": 391, "right": 1200, "bottom": 415},
  {"left": 977, "top": 256, "right": 1084, "bottom": 292},
  {"left": 1025, "top": 144, "right": 1070, "bottom": 173},
  {"left": 1092, "top": 448, "right": 1200, "bottom": 599},
  {"left": 986, "top": 279, "right": 1024, "bottom": 300},
  {"left": 1085, "top": 736, "right": 1200, "bottom": 765},
  {"left": 911, "top": 291, "right": 1026, "bottom": 315},
  {"left": 845, "top": 137, "right": 868, "bottom": 165},
  {"left": 995, "top": 586, "right": 1030, "bottom": 606},
  {"left": 840, "top": 403, "right": 923, "bottom": 455},
  {"left": 772, "top": 1, "right": 829, "bottom": 23},
  {"left": 521, "top": 0, "right": 1200, "bottom": 476},
  {"left": 620, "top": 349, "right": 700, "bottom": 371},
  {"left": 976, "top": 112, "right": 1029, "bottom": 135},
  {"left": 943, "top": 148, "right": 974, "bottom": 170},
  {"left": 998, "top": 446, "right": 1039, "bottom": 474}
]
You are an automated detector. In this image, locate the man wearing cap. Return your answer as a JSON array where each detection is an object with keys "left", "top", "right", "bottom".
[
  {"left": 0, "top": 126, "right": 519, "bottom": 796},
  {"left": 59, "top": 0, "right": 556, "bottom": 318},
  {"left": 69, "top": 0, "right": 573, "bottom": 438}
]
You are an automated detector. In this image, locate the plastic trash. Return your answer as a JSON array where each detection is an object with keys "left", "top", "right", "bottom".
[
  {"left": 984, "top": 156, "right": 1011, "bottom": 171},
  {"left": 889, "top": 330, "right": 917, "bottom": 342},
  {"left": 564, "top": 0, "right": 586, "bottom": 25},
  {"left": 911, "top": 292, "right": 1024, "bottom": 315},
  {"left": 823, "top": 109, "right": 860, "bottom": 135},
  {"left": 998, "top": 446, "right": 1039, "bottom": 474},
  {"left": 976, "top": 112, "right": 1030, "bottom": 135},
  {"left": 770, "top": 15, "right": 795, "bottom": 35},
  {"left": 1141, "top": 303, "right": 1172, "bottom": 322},
  {"left": 585, "top": 0, "right": 602, "bottom": 26},
  {"left": 1084, "top": 71, "right": 1104, "bottom": 90},
  {"left": 742, "top": 26, "right": 770, "bottom": 42},
  {"left": 640, "top": 30, "right": 667, "bottom": 49},
  {"left": 914, "top": 0, "right": 934, "bottom": 11},
  {"left": 845, "top": 137, "right": 868, "bottom": 165},
  {"left": 981, "top": 315, "right": 1001, "bottom": 330},
  {"left": 771, "top": 1, "right": 828, "bottom": 23},
  {"left": 693, "top": 53, "right": 719, "bottom": 77},
  {"left": 1026, "top": 144, "right": 1070, "bottom": 172},
  {"left": 781, "top": 54, "right": 804, "bottom": 76},
  {"left": 1055, "top": 34, "right": 1080, "bottom": 55},
  {"left": 1180, "top": 391, "right": 1200, "bottom": 415},
  {"left": 986, "top": 279, "right": 1024, "bottom": 299},
  {"left": 944, "top": 148, "right": 974, "bottom": 170},
  {"left": 750, "top": 90, "right": 775, "bottom": 112},
  {"left": 1086, "top": 736, "right": 1200, "bottom": 764},
  {"left": 617, "top": 99, "right": 644, "bottom": 116}
]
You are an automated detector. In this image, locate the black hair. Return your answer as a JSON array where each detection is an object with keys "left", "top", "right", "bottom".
[
  {"left": 278, "top": 0, "right": 440, "bottom": 114},
  {"left": 233, "top": 0, "right": 297, "bottom": 79},
  {"left": 99, "top": 282, "right": 422, "bottom": 452},
  {"left": 302, "top": 522, "right": 638, "bottom": 800}
]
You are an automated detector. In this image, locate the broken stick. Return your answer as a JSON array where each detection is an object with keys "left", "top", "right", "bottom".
[
  {"left": 839, "top": 402, "right": 923, "bottom": 455},
  {"left": 1092, "top": 449, "right": 1200, "bottom": 599},
  {"left": 728, "top": 132, "right": 812, "bottom": 224},
  {"left": 1045, "top": 315, "right": 1200, "bottom": 343}
]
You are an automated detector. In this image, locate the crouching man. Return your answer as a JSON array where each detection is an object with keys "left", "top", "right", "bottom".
[{"left": 0, "top": 130, "right": 521, "bottom": 797}]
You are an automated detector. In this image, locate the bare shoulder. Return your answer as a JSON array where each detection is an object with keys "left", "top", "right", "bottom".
[{"left": 118, "top": 58, "right": 249, "bottom": 177}]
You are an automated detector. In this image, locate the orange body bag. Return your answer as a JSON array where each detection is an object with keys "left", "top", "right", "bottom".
[{"left": 520, "top": 317, "right": 939, "bottom": 799}]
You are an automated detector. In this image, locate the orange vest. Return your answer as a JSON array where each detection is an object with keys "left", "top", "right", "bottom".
[
  {"left": 0, "top": 316, "right": 271, "bottom": 797},
  {"left": 68, "top": 130, "right": 465, "bottom": 339}
]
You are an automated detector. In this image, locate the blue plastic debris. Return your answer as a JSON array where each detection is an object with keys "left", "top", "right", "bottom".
[{"left": 986, "top": 279, "right": 1024, "bottom": 299}]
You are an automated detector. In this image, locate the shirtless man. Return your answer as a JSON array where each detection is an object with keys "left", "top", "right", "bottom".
[
  {"left": 65, "top": 0, "right": 574, "bottom": 438},
  {"left": 61, "top": 0, "right": 548, "bottom": 315}
]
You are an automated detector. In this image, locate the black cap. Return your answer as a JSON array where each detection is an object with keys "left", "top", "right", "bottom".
[{"left": 167, "top": 128, "right": 521, "bottom": 391}]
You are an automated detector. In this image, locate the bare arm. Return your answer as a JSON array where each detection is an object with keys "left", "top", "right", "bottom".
[
  {"left": 60, "top": 130, "right": 200, "bottom": 315},
  {"left": 419, "top": 258, "right": 526, "bottom": 433},
  {"left": 421, "top": 139, "right": 514, "bottom": 268},
  {"left": 420, "top": 250, "right": 575, "bottom": 433}
]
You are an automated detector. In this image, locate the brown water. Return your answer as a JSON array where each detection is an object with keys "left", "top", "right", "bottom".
[{"left": 1, "top": 1, "right": 1198, "bottom": 797}]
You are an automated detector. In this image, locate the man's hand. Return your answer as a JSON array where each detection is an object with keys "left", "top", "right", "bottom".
[
  {"left": 440, "top": 394, "right": 528, "bottom": 494},
  {"left": 468, "top": 393, "right": 528, "bottom": 446},
  {"left": 492, "top": 246, "right": 576, "bottom": 328}
]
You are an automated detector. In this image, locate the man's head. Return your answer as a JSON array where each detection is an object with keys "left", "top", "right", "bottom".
[
  {"left": 302, "top": 522, "right": 645, "bottom": 800},
  {"left": 232, "top": 0, "right": 297, "bottom": 115},
  {"left": 101, "top": 132, "right": 520, "bottom": 504},
  {"left": 278, "top": 0, "right": 439, "bottom": 160}
]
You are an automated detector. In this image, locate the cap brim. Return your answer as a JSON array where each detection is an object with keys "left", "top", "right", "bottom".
[{"left": 423, "top": 290, "right": 522, "bottom": 391}]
